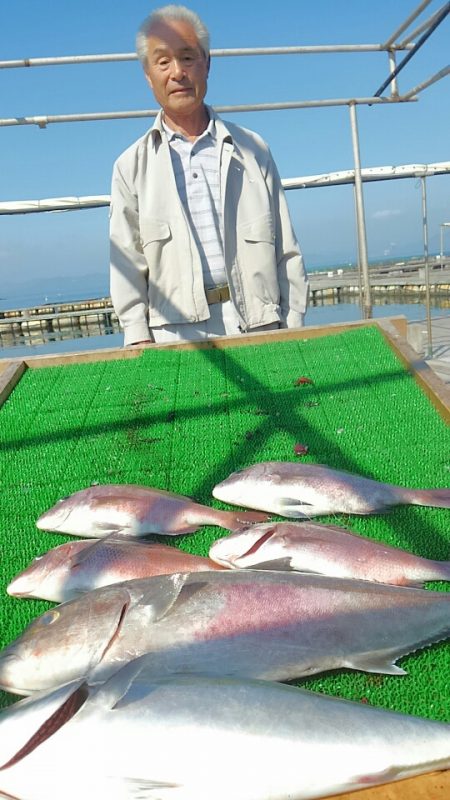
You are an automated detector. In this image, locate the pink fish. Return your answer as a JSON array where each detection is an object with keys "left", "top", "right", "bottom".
[
  {"left": 213, "top": 461, "right": 450, "bottom": 517},
  {"left": 7, "top": 538, "right": 224, "bottom": 603},
  {"left": 36, "top": 484, "right": 269, "bottom": 537},
  {"left": 209, "top": 521, "right": 450, "bottom": 586}
]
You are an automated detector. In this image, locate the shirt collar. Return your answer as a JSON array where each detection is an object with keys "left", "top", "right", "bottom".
[
  {"left": 151, "top": 105, "right": 230, "bottom": 147},
  {"left": 161, "top": 111, "right": 216, "bottom": 144}
]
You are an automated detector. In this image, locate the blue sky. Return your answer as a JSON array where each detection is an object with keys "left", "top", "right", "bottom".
[{"left": 1, "top": 0, "right": 449, "bottom": 294}]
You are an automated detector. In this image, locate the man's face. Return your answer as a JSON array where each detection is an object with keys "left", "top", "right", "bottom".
[{"left": 145, "top": 19, "right": 209, "bottom": 119}]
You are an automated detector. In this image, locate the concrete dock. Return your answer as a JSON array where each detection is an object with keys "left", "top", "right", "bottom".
[{"left": 407, "top": 314, "right": 450, "bottom": 385}]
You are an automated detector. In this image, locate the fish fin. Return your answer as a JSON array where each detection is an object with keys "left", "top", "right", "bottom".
[
  {"left": 0, "top": 682, "right": 89, "bottom": 771},
  {"left": 226, "top": 511, "right": 272, "bottom": 531},
  {"left": 94, "top": 521, "right": 131, "bottom": 535},
  {"left": 116, "top": 776, "right": 179, "bottom": 798},
  {"left": 406, "top": 488, "right": 450, "bottom": 509},
  {"left": 139, "top": 573, "right": 207, "bottom": 623},
  {"left": 89, "top": 656, "right": 159, "bottom": 709},
  {"left": 244, "top": 557, "right": 294, "bottom": 571},
  {"left": 276, "top": 498, "right": 313, "bottom": 517},
  {"left": 70, "top": 533, "right": 139, "bottom": 570},
  {"left": 348, "top": 655, "right": 407, "bottom": 676}
]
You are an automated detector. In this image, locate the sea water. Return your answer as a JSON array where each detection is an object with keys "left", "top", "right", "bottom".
[{"left": 0, "top": 268, "right": 448, "bottom": 360}]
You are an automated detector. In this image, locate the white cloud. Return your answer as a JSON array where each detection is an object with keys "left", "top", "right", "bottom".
[{"left": 372, "top": 209, "right": 403, "bottom": 220}]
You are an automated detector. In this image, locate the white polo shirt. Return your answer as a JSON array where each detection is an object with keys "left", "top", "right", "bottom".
[{"left": 163, "top": 117, "right": 228, "bottom": 289}]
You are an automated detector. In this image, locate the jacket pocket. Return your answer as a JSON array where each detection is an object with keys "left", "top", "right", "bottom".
[
  {"left": 142, "top": 220, "right": 171, "bottom": 247},
  {"left": 240, "top": 214, "right": 275, "bottom": 244},
  {"left": 237, "top": 214, "right": 279, "bottom": 312},
  {"left": 142, "top": 221, "right": 172, "bottom": 273}
]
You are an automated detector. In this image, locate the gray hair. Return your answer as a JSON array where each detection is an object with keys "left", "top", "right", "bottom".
[{"left": 136, "top": 5, "right": 210, "bottom": 70}]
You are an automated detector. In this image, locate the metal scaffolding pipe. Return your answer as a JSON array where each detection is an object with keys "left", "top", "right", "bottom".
[
  {"left": 0, "top": 43, "right": 415, "bottom": 70},
  {"left": 1, "top": 162, "right": 449, "bottom": 214},
  {"left": 282, "top": 161, "right": 450, "bottom": 190},
  {"left": 349, "top": 103, "right": 371, "bottom": 318},
  {"left": 401, "top": 65, "right": 450, "bottom": 99},
  {"left": 420, "top": 177, "right": 433, "bottom": 358},
  {"left": 0, "top": 95, "right": 415, "bottom": 129},
  {"left": 382, "top": 0, "right": 433, "bottom": 47},
  {"left": 439, "top": 222, "right": 450, "bottom": 269},
  {"left": 397, "top": 5, "right": 447, "bottom": 46},
  {"left": 374, "top": 2, "right": 450, "bottom": 96}
]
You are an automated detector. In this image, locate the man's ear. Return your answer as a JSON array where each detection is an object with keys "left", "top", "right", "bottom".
[
  {"left": 145, "top": 70, "right": 154, "bottom": 91},
  {"left": 206, "top": 54, "right": 211, "bottom": 75}
]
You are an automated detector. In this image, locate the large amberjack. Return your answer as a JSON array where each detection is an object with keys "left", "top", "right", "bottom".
[
  {"left": 1, "top": 570, "right": 450, "bottom": 695},
  {"left": 35, "top": 484, "right": 269, "bottom": 537},
  {"left": 7, "top": 538, "right": 224, "bottom": 603},
  {"left": 0, "top": 665, "right": 450, "bottom": 800},
  {"left": 209, "top": 521, "right": 450, "bottom": 586},
  {"left": 212, "top": 461, "right": 450, "bottom": 517}
]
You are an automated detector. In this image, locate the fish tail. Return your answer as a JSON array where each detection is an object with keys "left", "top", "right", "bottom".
[
  {"left": 220, "top": 510, "right": 272, "bottom": 531},
  {"left": 403, "top": 488, "right": 450, "bottom": 509},
  {"left": 428, "top": 560, "right": 450, "bottom": 582}
]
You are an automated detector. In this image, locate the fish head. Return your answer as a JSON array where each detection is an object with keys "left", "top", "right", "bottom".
[
  {"left": 212, "top": 465, "right": 258, "bottom": 506},
  {"left": 6, "top": 541, "right": 91, "bottom": 600},
  {"left": 36, "top": 492, "right": 84, "bottom": 533},
  {"left": 209, "top": 524, "right": 279, "bottom": 568},
  {"left": 0, "top": 585, "right": 132, "bottom": 695}
]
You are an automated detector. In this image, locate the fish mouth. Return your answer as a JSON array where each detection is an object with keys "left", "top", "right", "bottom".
[
  {"left": 6, "top": 578, "right": 33, "bottom": 598},
  {"left": 212, "top": 525, "right": 278, "bottom": 567},
  {"left": 36, "top": 500, "right": 73, "bottom": 531}
]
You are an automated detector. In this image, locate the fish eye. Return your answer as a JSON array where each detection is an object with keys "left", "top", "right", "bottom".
[{"left": 39, "top": 609, "right": 60, "bottom": 626}]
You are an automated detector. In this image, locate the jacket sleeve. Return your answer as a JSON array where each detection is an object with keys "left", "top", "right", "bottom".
[
  {"left": 109, "top": 160, "right": 153, "bottom": 345},
  {"left": 266, "top": 152, "right": 309, "bottom": 328}
]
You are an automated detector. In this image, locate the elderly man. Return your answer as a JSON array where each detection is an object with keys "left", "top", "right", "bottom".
[{"left": 110, "top": 4, "right": 309, "bottom": 346}]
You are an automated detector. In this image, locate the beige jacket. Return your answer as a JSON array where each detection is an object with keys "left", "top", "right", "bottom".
[{"left": 110, "top": 107, "right": 309, "bottom": 345}]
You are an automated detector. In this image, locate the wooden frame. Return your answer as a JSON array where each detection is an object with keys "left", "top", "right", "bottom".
[{"left": 0, "top": 316, "right": 449, "bottom": 799}]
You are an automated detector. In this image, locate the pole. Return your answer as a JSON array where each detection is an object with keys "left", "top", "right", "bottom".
[
  {"left": 421, "top": 177, "right": 433, "bottom": 358},
  {"left": 349, "top": 103, "right": 372, "bottom": 318}
]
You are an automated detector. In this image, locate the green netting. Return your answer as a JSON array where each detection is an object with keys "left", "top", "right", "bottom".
[{"left": 1, "top": 326, "right": 449, "bottom": 718}]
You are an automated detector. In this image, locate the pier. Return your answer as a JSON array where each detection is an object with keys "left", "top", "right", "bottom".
[
  {"left": 309, "top": 259, "right": 450, "bottom": 303},
  {"left": 0, "top": 296, "right": 119, "bottom": 347}
]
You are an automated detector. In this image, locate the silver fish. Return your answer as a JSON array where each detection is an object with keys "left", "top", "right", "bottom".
[
  {"left": 1, "top": 663, "right": 450, "bottom": 800},
  {"left": 7, "top": 538, "right": 224, "bottom": 603},
  {"left": 36, "top": 483, "right": 269, "bottom": 537},
  {"left": 212, "top": 461, "right": 450, "bottom": 517},
  {"left": 209, "top": 521, "right": 450, "bottom": 586},
  {"left": 1, "top": 569, "right": 450, "bottom": 695}
]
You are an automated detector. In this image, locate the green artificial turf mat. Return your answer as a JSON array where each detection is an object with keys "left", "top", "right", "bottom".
[{"left": 0, "top": 325, "right": 449, "bottom": 718}]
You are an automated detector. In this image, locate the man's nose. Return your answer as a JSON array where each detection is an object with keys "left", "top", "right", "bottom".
[{"left": 170, "top": 58, "right": 185, "bottom": 80}]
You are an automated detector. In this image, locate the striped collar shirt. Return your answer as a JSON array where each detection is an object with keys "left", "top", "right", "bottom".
[{"left": 162, "top": 117, "right": 227, "bottom": 288}]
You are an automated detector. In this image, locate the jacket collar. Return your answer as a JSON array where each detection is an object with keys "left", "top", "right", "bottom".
[{"left": 150, "top": 105, "right": 233, "bottom": 148}]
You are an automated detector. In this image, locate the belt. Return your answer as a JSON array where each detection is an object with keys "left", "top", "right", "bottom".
[{"left": 205, "top": 285, "right": 230, "bottom": 304}]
